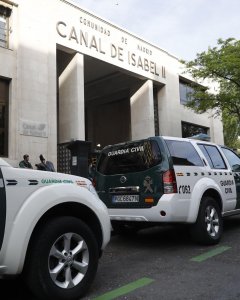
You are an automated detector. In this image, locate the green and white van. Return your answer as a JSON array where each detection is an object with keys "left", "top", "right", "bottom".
[{"left": 95, "top": 136, "right": 240, "bottom": 245}]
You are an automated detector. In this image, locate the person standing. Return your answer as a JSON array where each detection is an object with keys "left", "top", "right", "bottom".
[
  {"left": 35, "top": 154, "right": 55, "bottom": 172},
  {"left": 19, "top": 154, "right": 33, "bottom": 169}
]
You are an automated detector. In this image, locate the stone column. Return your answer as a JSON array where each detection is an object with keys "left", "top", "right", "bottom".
[
  {"left": 59, "top": 53, "right": 85, "bottom": 143},
  {"left": 130, "top": 80, "right": 155, "bottom": 140}
]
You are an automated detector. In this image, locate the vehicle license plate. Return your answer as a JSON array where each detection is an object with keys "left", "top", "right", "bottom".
[{"left": 112, "top": 195, "right": 139, "bottom": 203}]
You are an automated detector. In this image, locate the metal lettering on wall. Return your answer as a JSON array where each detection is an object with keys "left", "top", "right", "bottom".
[
  {"left": 56, "top": 8, "right": 167, "bottom": 83},
  {"left": 20, "top": 119, "right": 48, "bottom": 138}
]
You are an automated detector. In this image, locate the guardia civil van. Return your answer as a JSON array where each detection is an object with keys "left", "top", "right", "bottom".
[
  {"left": 0, "top": 158, "right": 111, "bottom": 300},
  {"left": 95, "top": 136, "right": 240, "bottom": 245}
]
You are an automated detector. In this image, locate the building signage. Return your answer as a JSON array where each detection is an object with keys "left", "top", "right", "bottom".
[
  {"left": 20, "top": 119, "right": 48, "bottom": 138},
  {"left": 56, "top": 1, "right": 166, "bottom": 83}
]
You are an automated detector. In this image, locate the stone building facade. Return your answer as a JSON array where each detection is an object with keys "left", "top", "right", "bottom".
[{"left": 0, "top": 0, "right": 223, "bottom": 168}]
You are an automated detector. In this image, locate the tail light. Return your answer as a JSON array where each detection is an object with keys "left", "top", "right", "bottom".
[{"left": 163, "top": 169, "right": 177, "bottom": 194}]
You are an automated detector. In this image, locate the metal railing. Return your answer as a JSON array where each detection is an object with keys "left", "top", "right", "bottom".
[{"left": 57, "top": 142, "right": 71, "bottom": 174}]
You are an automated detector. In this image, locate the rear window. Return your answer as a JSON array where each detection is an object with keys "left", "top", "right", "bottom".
[
  {"left": 165, "top": 140, "right": 203, "bottom": 166},
  {"left": 97, "top": 140, "right": 162, "bottom": 175}
]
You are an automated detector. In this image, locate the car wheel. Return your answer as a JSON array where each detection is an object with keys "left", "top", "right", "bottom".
[
  {"left": 24, "top": 216, "right": 99, "bottom": 300},
  {"left": 190, "top": 196, "right": 223, "bottom": 245}
]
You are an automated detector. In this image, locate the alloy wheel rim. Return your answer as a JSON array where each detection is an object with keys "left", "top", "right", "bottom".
[
  {"left": 205, "top": 205, "right": 219, "bottom": 237},
  {"left": 48, "top": 232, "right": 89, "bottom": 289}
]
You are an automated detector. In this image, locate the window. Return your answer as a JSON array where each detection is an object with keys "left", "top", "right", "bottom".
[
  {"left": 165, "top": 140, "right": 204, "bottom": 166},
  {"left": 0, "top": 5, "right": 11, "bottom": 48},
  {"left": 179, "top": 80, "right": 195, "bottom": 105},
  {"left": 221, "top": 147, "right": 240, "bottom": 172},
  {"left": 0, "top": 78, "right": 9, "bottom": 157},
  {"left": 97, "top": 140, "right": 162, "bottom": 175},
  {"left": 198, "top": 144, "right": 226, "bottom": 169},
  {"left": 182, "top": 121, "right": 208, "bottom": 138}
]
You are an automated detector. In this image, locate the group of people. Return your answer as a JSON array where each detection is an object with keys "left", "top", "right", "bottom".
[{"left": 19, "top": 154, "right": 55, "bottom": 172}]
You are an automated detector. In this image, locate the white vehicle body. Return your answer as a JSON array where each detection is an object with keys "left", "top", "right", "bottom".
[
  {"left": 109, "top": 138, "right": 238, "bottom": 223},
  {"left": 0, "top": 158, "right": 111, "bottom": 300},
  {"left": 96, "top": 136, "right": 240, "bottom": 245}
]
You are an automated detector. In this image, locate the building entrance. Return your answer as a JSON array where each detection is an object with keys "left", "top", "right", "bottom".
[
  {"left": 84, "top": 55, "right": 145, "bottom": 150},
  {"left": 57, "top": 48, "right": 152, "bottom": 172},
  {"left": 86, "top": 97, "right": 130, "bottom": 148}
]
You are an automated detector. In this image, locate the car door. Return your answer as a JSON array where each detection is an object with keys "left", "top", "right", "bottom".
[
  {"left": 221, "top": 147, "right": 240, "bottom": 208},
  {"left": 96, "top": 139, "right": 164, "bottom": 209},
  {"left": 0, "top": 167, "right": 6, "bottom": 251}
]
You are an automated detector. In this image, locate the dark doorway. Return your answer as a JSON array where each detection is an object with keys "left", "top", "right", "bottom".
[{"left": 87, "top": 97, "right": 130, "bottom": 148}]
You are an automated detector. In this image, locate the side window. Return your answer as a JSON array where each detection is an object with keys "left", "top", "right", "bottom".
[
  {"left": 165, "top": 140, "right": 203, "bottom": 166},
  {"left": 0, "top": 5, "right": 11, "bottom": 48},
  {"left": 198, "top": 144, "right": 213, "bottom": 168},
  {"left": 198, "top": 144, "right": 226, "bottom": 169},
  {"left": 181, "top": 121, "right": 209, "bottom": 139},
  {"left": 221, "top": 147, "right": 240, "bottom": 172},
  {"left": 179, "top": 80, "right": 195, "bottom": 105}
]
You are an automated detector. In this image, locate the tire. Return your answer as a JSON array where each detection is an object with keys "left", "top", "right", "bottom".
[
  {"left": 23, "top": 216, "right": 99, "bottom": 300},
  {"left": 190, "top": 196, "right": 223, "bottom": 245}
]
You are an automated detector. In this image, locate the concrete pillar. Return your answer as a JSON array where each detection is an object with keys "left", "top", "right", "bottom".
[
  {"left": 14, "top": 0, "right": 57, "bottom": 168},
  {"left": 59, "top": 53, "right": 85, "bottom": 143},
  {"left": 130, "top": 80, "right": 155, "bottom": 140}
]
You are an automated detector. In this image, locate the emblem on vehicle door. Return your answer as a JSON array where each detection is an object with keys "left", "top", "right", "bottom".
[
  {"left": 144, "top": 176, "right": 153, "bottom": 193},
  {"left": 120, "top": 176, "right": 127, "bottom": 183}
]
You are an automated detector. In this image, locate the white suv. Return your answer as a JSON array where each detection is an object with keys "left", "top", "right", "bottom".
[
  {"left": 95, "top": 136, "right": 240, "bottom": 245},
  {"left": 0, "top": 158, "right": 111, "bottom": 300}
]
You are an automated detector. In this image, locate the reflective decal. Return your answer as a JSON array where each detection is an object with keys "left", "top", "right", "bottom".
[
  {"left": 143, "top": 176, "right": 153, "bottom": 193},
  {"left": 179, "top": 185, "right": 191, "bottom": 194},
  {"left": 176, "top": 173, "right": 184, "bottom": 176},
  {"left": 75, "top": 180, "right": 87, "bottom": 187},
  {"left": 107, "top": 146, "right": 144, "bottom": 157},
  {"left": 220, "top": 180, "right": 234, "bottom": 194},
  {"left": 28, "top": 180, "right": 38, "bottom": 185},
  {"left": 41, "top": 179, "right": 73, "bottom": 184},
  {"left": 6, "top": 180, "right": 17, "bottom": 186}
]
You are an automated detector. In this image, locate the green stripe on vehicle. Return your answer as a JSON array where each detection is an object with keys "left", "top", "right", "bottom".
[
  {"left": 93, "top": 277, "right": 154, "bottom": 300},
  {"left": 191, "top": 246, "right": 231, "bottom": 262}
]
